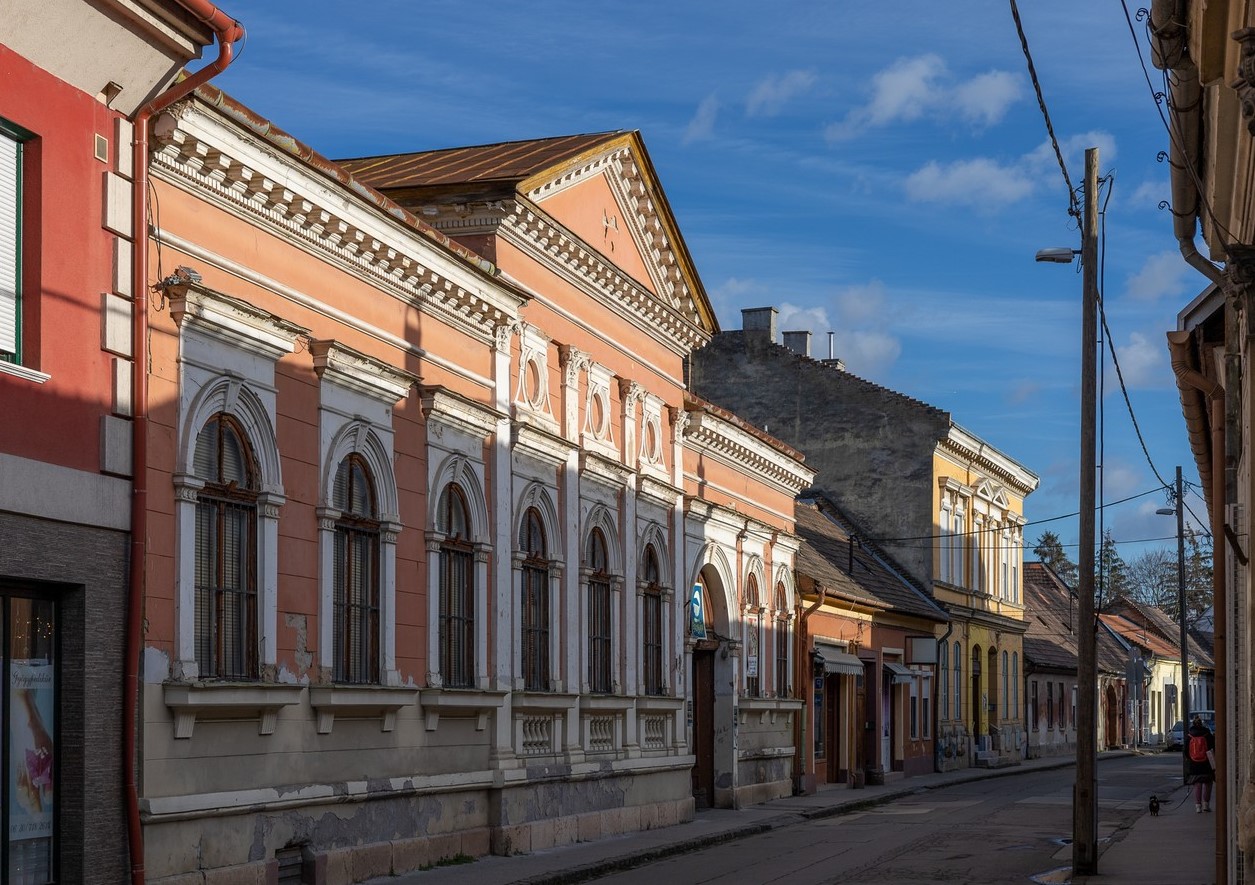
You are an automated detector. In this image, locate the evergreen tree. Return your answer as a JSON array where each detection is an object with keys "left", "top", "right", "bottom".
[
  {"left": 1033, "top": 530, "right": 1078, "bottom": 586},
  {"left": 1183, "top": 527, "right": 1213, "bottom": 625},
  {"left": 1096, "top": 528, "right": 1130, "bottom": 609}
]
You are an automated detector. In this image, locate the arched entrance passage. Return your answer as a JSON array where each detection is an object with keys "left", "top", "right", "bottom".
[{"left": 689, "top": 560, "right": 734, "bottom": 809}]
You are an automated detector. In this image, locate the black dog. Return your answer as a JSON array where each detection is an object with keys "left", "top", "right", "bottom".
[{"left": 1149, "top": 795, "right": 1160, "bottom": 816}]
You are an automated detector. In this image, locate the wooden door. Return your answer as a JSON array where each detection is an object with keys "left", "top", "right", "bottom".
[{"left": 691, "top": 649, "right": 715, "bottom": 808}]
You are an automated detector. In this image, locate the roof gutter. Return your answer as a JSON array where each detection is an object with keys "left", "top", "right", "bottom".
[
  {"left": 1150, "top": 0, "right": 1224, "bottom": 286},
  {"left": 127, "top": 6, "right": 243, "bottom": 884}
]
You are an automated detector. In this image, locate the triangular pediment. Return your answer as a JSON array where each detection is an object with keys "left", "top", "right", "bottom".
[{"left": 519, "top": 132, "right": 711, "bottom": 330}]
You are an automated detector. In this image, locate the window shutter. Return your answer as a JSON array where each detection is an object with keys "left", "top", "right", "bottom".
[{"left": 0, "top": 133, "right": 19, "bottom": 356}]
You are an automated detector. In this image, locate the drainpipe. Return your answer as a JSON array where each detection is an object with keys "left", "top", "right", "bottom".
[
  {"left": 793, "top": 585, "right": 826, "bottom": 793},
  {"left": 1150, "top": 0, "right": 1224, "bottom": 287},
  {"left": 1168, "top": 330, "right": 1225, "bottom": 883},
  {"left": 127, "top": 6, "right": 243, "bottom": 884}
]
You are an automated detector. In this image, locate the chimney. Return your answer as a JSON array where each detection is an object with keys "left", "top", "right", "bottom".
[
  {"left": 782, "top": 330, "right": 811, "bottom": 357},
  {"left": 741, "top": 307, "right": 778, "bottom": 342}
]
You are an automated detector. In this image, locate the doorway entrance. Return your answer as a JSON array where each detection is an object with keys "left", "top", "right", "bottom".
[{"left": 691, "top": 647, "right": 715, "bottom": 807}]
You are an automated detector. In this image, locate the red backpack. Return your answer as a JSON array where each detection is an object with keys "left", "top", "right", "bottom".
[{"left": 1189, "top": 733, "right": 1210, "bottom": 763}]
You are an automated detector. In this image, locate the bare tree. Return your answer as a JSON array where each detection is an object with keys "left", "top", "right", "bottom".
[{"left": 1126, "top": 547, "right": 1176, "bottom": 612}]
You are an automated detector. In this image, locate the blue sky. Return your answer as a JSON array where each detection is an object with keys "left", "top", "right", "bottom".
[{"left": 211, "top": 1, "right": 1207, "bottom": 561}]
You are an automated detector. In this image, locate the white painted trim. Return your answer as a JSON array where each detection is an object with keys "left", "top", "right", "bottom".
[{"left": 156, "top": 230, "right": 497, "bottom": 391}]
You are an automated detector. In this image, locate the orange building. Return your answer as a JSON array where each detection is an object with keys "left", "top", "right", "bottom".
[{"left": 135, "top": 87, "right": 814, "bottom": 881}]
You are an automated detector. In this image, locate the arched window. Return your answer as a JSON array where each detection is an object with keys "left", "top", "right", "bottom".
[
  {"left": 438, "top": 483, "right": 474, "bottom": 688},
  {"left": 953, "top": 641, "right": 962, "bottom": 721},
  {"left": 520, "top": 508, "right": 549, "bottom": 692},
  {"left": 774, "top": 583, "right": 789, "bottom": 697},
  {"left": 939, "top": 640, "right": 949, "bottom": 720},
  {"left": 332, "top": 454, "right": 379, "bottom": 684},
  {"left": 586, "top": 528, "right": 612, "bottom": 694},
  {"left": 744, "top": 574, "right": 762, "bottom": 697},
  {"left": 642, "top": 545, "right": 664, "bottom": 696},
  {"left": 193, "top": 413, "right": 259, "bottom": 679}
]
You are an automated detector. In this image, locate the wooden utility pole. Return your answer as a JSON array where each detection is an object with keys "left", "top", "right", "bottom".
[{"left": 1073, "top": 146, "right": 1099, "bottom": 875}]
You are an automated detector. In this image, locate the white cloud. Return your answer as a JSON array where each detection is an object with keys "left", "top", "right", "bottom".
[
  {"left": 1128, "top": 179, "right": 1166, "bottom": 209},
  {"left": 1113, "top": 331, "right": 1163, "bottom": 387},
  {"left": 904, "top": 158, "right": 1034, "bottom": 207},
  {"left": 746, "top": 69, "right": 818, "bottom": 117},
  {"left": 777, "top": 301, "right": 831, "bottom": 334},
  {"left": 683, "top": 94, "right": 720, "bottom": 144},
  {"left": 835, "top": 280, "right": 888, "bottom": 324},
  {"left": 835, "top": 330, "right": 901, "bottom": 376},
  {"left": 953, "top": 70, "right": 1022, "bottom": 126},
  {"left": 865, "top": 55, "right": 945, "bottom": 126},
  {"left": 825, "top": 55, "right": 1021, "bottom": 142},
  {"left": 1126, "top": 250, "right": 1192, "bottom": 302}
]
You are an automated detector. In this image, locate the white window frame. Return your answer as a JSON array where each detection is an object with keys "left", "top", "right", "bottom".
[{"left": 0, "top": 129, "right": 21, "bottom": 362}]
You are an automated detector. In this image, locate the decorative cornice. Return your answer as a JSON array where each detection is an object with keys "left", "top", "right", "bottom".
[
  {"left": 684, "top": 410, "right": 813, "bottom": 495},
  {"left": 420, "top": 385, "right": 504, "bottom": 439},
  {"left": 512, "top": 420, "right": 577, "bottom": 468},
  {"left": 580, "top": 450, "right": 635, "bottom": 490},
  {"left": 150, "top": 102, "right": 523, "bottom": 345},
  {"left": 941, "top": 424, "right": 1038, "bottom": 496},
  {"left": 169, "top": 286, "right": 309, "bottom": 361},
  {"left": 309, "top": 339, "right": 417, "bottom": 404}
]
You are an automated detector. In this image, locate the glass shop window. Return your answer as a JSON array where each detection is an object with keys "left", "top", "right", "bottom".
[{"left": 5, "top": 596, "right": 57, "bottom": 884}]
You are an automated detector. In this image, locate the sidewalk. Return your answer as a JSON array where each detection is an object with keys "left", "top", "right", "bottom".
[{"left": 372, "top": 751, "right": 1215, "bottom": 885}]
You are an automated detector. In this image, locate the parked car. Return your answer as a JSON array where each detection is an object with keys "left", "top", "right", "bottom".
[{"left": 1167, "top": 710, "right": 1215, "bottom": 750}]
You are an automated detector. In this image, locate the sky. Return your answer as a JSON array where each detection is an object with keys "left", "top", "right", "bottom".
[{"left": 208, "top": 0, "right": 1209, "bottom": 563}]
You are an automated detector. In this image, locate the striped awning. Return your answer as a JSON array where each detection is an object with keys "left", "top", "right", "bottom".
[{"left": 813, "top": 640, "right": 865, "bottom": 676}]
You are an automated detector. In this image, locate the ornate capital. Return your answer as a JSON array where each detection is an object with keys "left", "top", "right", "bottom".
[
  {"left": 668, "top": 405, "right": 690, "bottom": 439},
  {"left": 618, "top": 378, "right": 646, "bottom": 408},
  {"left": 558, "top": 344, "right": 591, "bottom": 386},
  {"left": 1233, "top": 28, "right": 1255, "bottom": 136},
  {"left": 494, "top": 319, "right": 522, "bottom": 354}
]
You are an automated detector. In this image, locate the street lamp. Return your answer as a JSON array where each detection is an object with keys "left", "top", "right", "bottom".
[
  {"left": 1156, "top": 465, "right": 1189, "bottom": 781},
  {"left": 1037, "top": 147, "right": 1100, "bottom": 876}
]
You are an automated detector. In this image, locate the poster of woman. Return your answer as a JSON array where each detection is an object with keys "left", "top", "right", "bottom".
[{"left": 9, "top": 659, "right": 54, "bottom": 845}]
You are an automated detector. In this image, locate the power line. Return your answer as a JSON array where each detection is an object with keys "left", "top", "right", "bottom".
[{"left": 1009, "top": 0, "right": 1081, "bottom": 220}]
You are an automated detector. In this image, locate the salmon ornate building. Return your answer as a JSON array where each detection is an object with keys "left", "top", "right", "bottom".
[{"left": 135, "top": 86, "right": 814, "bottom": 881}]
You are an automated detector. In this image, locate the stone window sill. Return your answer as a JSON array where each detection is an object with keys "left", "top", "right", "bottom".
[
  {"left": 163, "top": 681, "right": 305, "bottom": 739},
  {"left": 308, "top": 685, "right": 418, "bottom": 734}
]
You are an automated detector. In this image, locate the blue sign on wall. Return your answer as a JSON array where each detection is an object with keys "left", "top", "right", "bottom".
[{"left": 689, "top": 583, "right": 707, "bottom": 639}]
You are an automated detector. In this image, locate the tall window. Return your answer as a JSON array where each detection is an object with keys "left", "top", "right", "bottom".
[
  {"left": 774, "top": 583, "right": 789, "bottom": 697},
  {"left": 1001, "top": 650, "right": 1009, "bottom": 721},
  {"left": 642, "top": 545, "right": 664, "bottom": 696},
  {"left": 953, "top": 508, "right": 965, "bottom": 586},
  {"left": 939, "top": 641, "right": 949, "bottom": 720},
  {"left": 1031, "top": 680, "right": 1039, "bottom": 730},
  {"left": 953, "top": 641, "right": 962, "bottom": 720},
  {"left": 922, "top": 675, "right": 932, "bottom": 738},
  {"left": 909, "top": 676, "right": 919, "bottom": 739},
  {"left": 939, "top": 502, "right": 952, "bottom": 582},
  {"left": 1058, "top": 681, "right": 1066, "bottom": 728},
  {"left": 332, "top": 454, "right": 379, "bottom": 684},
  {"left": 193, "top": 414, "right": 259, "bottom": 679},
  {"left": 0, "top": 128, "right": 23, "bottom": 366},
  {"left": 438, "top": 484, "right": 474, "bottom": 688},
  {"left": 520, "top": 508, "right": 550, "bottom": 692},
  {"left": 1047, "top": 681, "right": 1055, "bottom": 729},
  {"left": 586, "top": 528, "right": 612, "bottom": 694},
  {"left": 744, "top": 575, "right": 761, "bottom": 697},
  {"left": 1012, "top": 652, "right": 1019, "bottom": 720}
]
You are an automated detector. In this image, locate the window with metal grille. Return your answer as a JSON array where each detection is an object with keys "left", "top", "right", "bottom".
[
  {"left": 744, "top": 575, "right": 761, "bottom": 697},
  {"left": 520, "top": 508, "right": 549, "bottom": 692},
  {"left": 438, "top": 484, "right": 474, "bottom": 688},
  {"left": 642, "top": 545, "right": 664, "bottom": 696},
  {"left": 332, "top": 454, "right": 379, "bottom": 684},
  {"left": 193, "top": 414, "right": 259, "bottom": 679},
  {"left": 774, "top": 583, "right": 789, "bottom": 697},
  {"left": 586, "top": 528, "right": 612, "bottom": 694}
]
